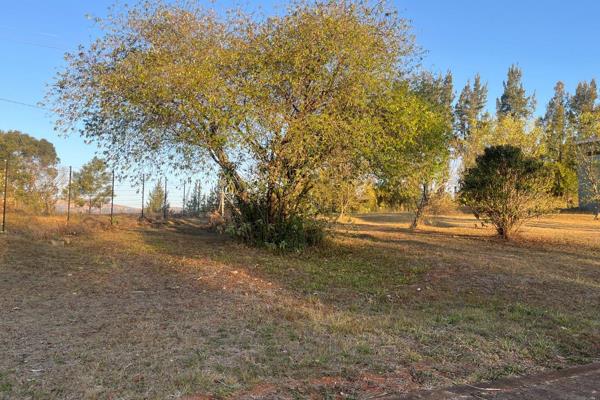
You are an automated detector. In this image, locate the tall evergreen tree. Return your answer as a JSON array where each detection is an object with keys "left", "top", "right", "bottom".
[
  {"left": 543, "top": 81, "right": 571, "bottom": 163},
  {"left": 541, "top": 81, "right": 577, "bottom": 201},
  {"left": 185, "top": 181, "right": 203, "bottom": 216},
  {"left": 454, "top": 74, "right": 488, "bottom": 141},
  {"left": 569, "top": 79, "right": 598, "bottom": 138},
  {"left": 72, "top": 157, "right": 112, "bottom": 214},
  {"left": 496, "top": 65, "right": 535, "bottom": 120},
  {"left": 146, "top": 180, "right": 167, "bottom": 216},
  {"left": 414, "top": 71, "right": 454, "bottom": 119}
]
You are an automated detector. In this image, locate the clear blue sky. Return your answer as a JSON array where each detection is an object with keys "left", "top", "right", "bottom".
[{"left": 1, "top": 0, "right": 599, "bottom": 170}]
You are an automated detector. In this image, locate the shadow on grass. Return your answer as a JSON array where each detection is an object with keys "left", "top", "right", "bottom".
[
  {"left": 133, "top": 216, "right": 600, "bottom": 314},
  {"left": 81, "top": 217, "right": 600, "bottom": 393}
]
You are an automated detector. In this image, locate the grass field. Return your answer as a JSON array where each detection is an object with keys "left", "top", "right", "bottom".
[{"left": 1, "top": 212, "right": 599, "bottom": 399}]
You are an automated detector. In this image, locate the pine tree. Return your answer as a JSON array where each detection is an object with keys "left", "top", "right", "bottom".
[
  {"left": 543, "top": 82, "right": 571, "bottom": 163},
  {"left": 72, "top": 157, "right": 112, "bottom": 214},
  {"left": 454, "top": 74, "right": 488, "bottom": 140},
  {"left": 414, "top": 71, "right": 454, "bottom": 119},
  {"left": 185, "top": 181, "right": 203, "bottom": 216},
  {"left": 541, "top": 81, "right": 577, "bottom": 201},
  {"left": 204, "top": 184, "right": 221, "bottom": 213},
  {"left": 146, "top": 180, "right": 167, "bottom": 216},
  {"left": 569, "top": 79, "right": 598, "bottom": 138},
  {"left": 496, "top": 65, "right": 535, "bottom": 120}
]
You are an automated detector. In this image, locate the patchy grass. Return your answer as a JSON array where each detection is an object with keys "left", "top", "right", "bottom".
[{"left": 0, "top": 212, "right": 599, "bottom": 399}]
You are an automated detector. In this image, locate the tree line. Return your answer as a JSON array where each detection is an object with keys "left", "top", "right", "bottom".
[
  {"left": 47, "top": 0, "right": 600, "bottom": 246},
  {"left": 0, "top": 129, "right": 238, "bottom": 218},
  {"left": 0, "top": 133, "right": 114, "bottom": 215}
]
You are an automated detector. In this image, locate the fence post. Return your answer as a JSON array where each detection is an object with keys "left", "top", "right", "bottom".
[
  {"left": 2, "top": 159, "right": 8, "bottom": 233},
  {"left": 140, "top": 174, "right": 145, "bottom": 219},
  {"left": 182, "top": 181, "right": 186, "bottom": 216},
  {"left": 110, "top": 171, "right": 115, "bottom": 225},
  {"left": 67, "top": 166, "right": 72, "bottom": 222},
  {"left": 163, "top": 177, "right": 168, "bottom": 220}
]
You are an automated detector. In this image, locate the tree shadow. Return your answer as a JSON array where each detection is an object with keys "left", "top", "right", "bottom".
[{"left": 130, "top": 217, "right": 600, "bottom": 317}]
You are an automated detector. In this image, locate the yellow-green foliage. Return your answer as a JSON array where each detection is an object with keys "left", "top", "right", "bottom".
[{"left": 50, "top": 0, "right": 418, "bottom": 246}]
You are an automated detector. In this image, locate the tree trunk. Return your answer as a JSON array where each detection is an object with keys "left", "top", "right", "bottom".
[
  {"left": 410, "top": 184, "right": 429, "bottom": 230},
  {"left": 496, "top": 225, "right": 511, "bottom": 240},
  {"left": 338, "top": 203, "right": 346, "bottom": 222}
]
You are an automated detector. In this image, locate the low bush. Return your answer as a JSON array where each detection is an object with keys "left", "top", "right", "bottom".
[{"left": 459, "top": 145, "right": 558, "bottom": 239}]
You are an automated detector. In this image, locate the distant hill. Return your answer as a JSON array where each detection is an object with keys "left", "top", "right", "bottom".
[
  {"left": 54, "top": 200, "right": 183, "bottom": 215},
  {"left": 54, "top": 200, "right": 140, "bottom": 215}
]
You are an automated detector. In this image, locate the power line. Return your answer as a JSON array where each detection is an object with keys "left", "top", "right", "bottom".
[{"left": 0, "top": 97, "right": 48, "bottom": 111}]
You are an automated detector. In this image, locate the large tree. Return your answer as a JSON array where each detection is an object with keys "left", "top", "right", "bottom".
[
  {"left": 72, "top": 157, "right": 112, "bottom": 214},
  {"left": 50, "top": 0, "right": 416, "bottom": 247},
  {"left": 0, "top": 130, "right": 60, "bottom": 213},
  {"left": 543, "top": 82, "right": 571, "bottom": 163},
  {"left": 454, "top": 74, "right": 488, "bottom": 142},
  {"left": 146, "top": 180, "right": 167, "bottom": 217},
  {"left": 496, "top": 65, "right": 535, "bottom": 121},
  {"left": 569, "top": 79, "right": 597, "bottom": 137},
  {"left": 453, "top": 74, "right": 489, "bottom": 180},
  {"left": 541, "top": 81, "right": 578, "bottom": 203},
  {"left": 371, "top": 77, "right": 453, "bottom": 229}
]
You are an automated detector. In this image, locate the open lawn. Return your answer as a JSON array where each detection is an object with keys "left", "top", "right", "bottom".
[{"left": 1, "top": 212, "right": 599, "bottom": 399}]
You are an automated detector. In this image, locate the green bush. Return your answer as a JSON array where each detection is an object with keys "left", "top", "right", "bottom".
[
  {"left": 226, "top": 201, "right": 326, "bottom": 250},
  {"left": 459, "top": 145, "right": 557, "bottom": 239}
]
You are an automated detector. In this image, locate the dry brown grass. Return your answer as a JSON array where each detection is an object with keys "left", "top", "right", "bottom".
[{"left": 0, "top": 212, "right": 599, "bottom": 399}]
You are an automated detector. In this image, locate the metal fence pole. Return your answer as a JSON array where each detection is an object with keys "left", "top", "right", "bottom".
[
  {"left": 67, "top": 166, "right": 72, "bottom": 222},
  {"left": 182, "top": 181, "right": 186, "bottom": 216},
  {"left": 110, "top": 171, "right": 115, "bottom": 225},
  {"left": 141, "top": 174, "right": 145, "bottom": 219},
  {"left": 2, "top": 159, "right": 8, "bottom": 233},
  {"left": 163, "top": 177, "right": 168, "bottom": 220}
]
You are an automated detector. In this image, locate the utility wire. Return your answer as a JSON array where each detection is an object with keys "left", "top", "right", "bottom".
[{"left": 0, "top": 97, "right": 48, "bottom": 111}]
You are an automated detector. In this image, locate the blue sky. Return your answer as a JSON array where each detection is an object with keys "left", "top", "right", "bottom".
[{"left": 1, "top": 0, "right": 599, "bottom": 204}]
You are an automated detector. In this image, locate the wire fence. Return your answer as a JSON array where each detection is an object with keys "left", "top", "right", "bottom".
[{"left": 0, "top": 159, "right": 223, "bottom": 233}]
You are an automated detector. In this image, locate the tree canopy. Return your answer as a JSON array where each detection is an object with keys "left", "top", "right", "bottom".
[
  {"left": 454, "top": 74, "right": 488, "bottom": 142},
  {"left": 50, "top": 0, "right": 418, "bottom": 246},
  {"left": 72, "top": 157, "right": 112, "bottom": 213},
  {"left": 146, "top": 180, "right": 167, "bottom": 216},
  {"left": 460, "top": 145, "right": 556, "bottom": 239},
  {"left": 496, "top": 65, "right": 536, "bottom": 121},
  {"left": 0, "top": 130, "right": 60, "bottom": 213},
  {"left": 360, "top": 72, "right": 455, "bottom": 228}
]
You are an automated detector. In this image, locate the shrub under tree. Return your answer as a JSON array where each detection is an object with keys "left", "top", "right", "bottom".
[{"left": 459, "top": 145, "right": 557, "bottom": 239}]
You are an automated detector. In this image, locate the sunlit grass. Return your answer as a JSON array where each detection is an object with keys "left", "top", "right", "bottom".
[{"left": 0, "top": 211, "right": 598, "bottom": 398}]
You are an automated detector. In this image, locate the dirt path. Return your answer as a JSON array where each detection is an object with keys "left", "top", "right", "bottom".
[{"left": 394, "top": 363, "right": 600, "bottom": 399}]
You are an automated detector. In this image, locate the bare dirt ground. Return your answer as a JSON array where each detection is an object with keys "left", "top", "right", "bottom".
[
  {"left": 392, "top": 363, "right": 600, "bottom": 399},
  {"left": 1, "top": 212, "right": 599, "bottom": 399}
]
